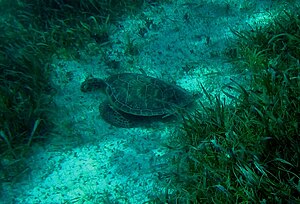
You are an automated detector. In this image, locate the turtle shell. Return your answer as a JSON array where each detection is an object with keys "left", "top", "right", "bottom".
[{"left": 104, "top": 73, "right": 193, "bottom": 116}]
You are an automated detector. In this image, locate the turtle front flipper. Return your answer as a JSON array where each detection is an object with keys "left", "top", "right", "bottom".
[
  {"left": 100, "top": 101, "right": 137, "bottom": 128},
  {"left": 100, "top": 101, "right": 162, "bottom": 128},
  {"left": 81, "top": 78, "right": 107, "bottom": 92}
]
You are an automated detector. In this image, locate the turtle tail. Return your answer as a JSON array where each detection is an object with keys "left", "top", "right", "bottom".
[{"left": 80, "top": 78, "right": 107, "bottom": 92}]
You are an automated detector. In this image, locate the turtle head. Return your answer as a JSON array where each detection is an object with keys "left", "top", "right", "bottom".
[{"left": 80, "top": 78, "right": 107, "bottom": 92}]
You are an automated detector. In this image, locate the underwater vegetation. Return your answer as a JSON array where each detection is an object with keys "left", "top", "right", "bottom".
[
  {"left": 0, "top": 8, "right": 54, "bottom": 182},
  {"left": 11, "top": 0, "right": 147, "bottom": 59},
  {"left": 160, "top": 7, "right": 300, "bottom": 203},
  {"left": 0, "top": 0, "right": 299, "bottom": 202}
]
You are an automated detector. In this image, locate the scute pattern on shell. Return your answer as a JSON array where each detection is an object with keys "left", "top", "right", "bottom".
[{"left": 105, "top": 73, "right": 193, "bottom": 116}]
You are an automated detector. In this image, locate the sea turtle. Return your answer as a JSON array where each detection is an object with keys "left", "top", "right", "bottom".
[{"left": 80, "top": 73, "right": 195, "bottom": 128}]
